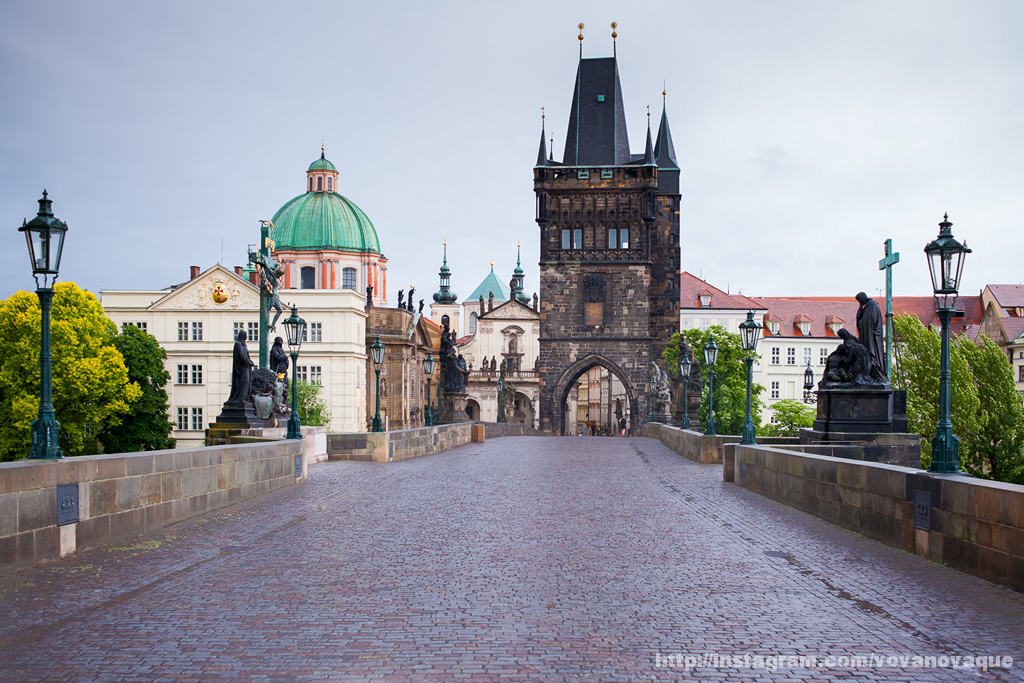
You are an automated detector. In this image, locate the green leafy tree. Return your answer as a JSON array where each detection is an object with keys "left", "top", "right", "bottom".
[
  {"left": 295, "top": 380, "right": 330, "bottom": 427},
  {"left": 0, "top": 282, "right": 141, "bottom": 460},
  {"left": 954, "top": 335, "right": 1024, "bottom": 483},
  {"left": 99, "top": 325, "right": 175, "bottom": 453},
  {"left": 663, "top": 326, "right": 763, "bottom": 435},
  {"left": 892, "top": 314, "right": 980, "bottom": 470},
  {"left": 761, "top": 399, "right": 815, "bottom": 436}
]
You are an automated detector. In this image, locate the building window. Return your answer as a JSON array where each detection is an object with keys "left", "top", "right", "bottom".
[
  {"left": 177, "top": 322, "right": 189, "bottom": 341},
  {"left": 247, "top": 321, "right": 259, "bottom": 343},
  {"left": 561, "top": 229, "right": 571, "bottom": 249},
  {"left": 342, "top": 267, "right": 357, "bottom": 290},
  {"left": 327, "top": 177, "right": 333, "bottom": 192},
  {"left": 308, "top": 177, "right": 313, "bottom": 192},
  {"left": 316, "top": 176, "right": 323, "bottom": 191},
  {"left": 191, "top": 365, "right": 203, "bottom": 385},
  {"left": 620, "top": 227, "right": 629, "bottom": 249},
  {"left": 191, "top": 407, "right": 203, "bottom": 431},
  {"left": 300, "top": 266, "right": 316, "bottom": 289},
  {"left": 470, "top": 312, "right": 477, "bottom": 334},
  {"left": 573, "top": 228, "right": 582, "bottom": 249},
  {"left": 787, "top": 348, "right": 796, "bottom": 365},
  {"left": 176, "top": 365, "right": 188, "bottom": 384},
  {"left": 176, "top": 407, "right": 188, "bottom": 430},
  {"left": 607, "top": 228, "right": 618, "bottom": 249},
  {"left": 297, "top": 366, "right": 308, "bottom": 383},
  {"left": 122, "top": 321, "right": 148, "bottom": 333},
  {"left": 771, "top": 347, "right": 780, "bottom": 365},
  {"left": 820, "top": 347, "right": 829, "bottom": 365},
  {"left": 309, "top": 366, "right": 322, "bottom": 385},
  {"left": 701, "top": 319, "right": 711, "bottom": 331},
  {"left": 309, "top": 322, "right": 322, "bottom": 342},
  {"left": 191, "top": 322, "right": 203, "bottom": 341},
  {"left": 803, "top": 347, "right": 812, "bottom": 365},
  {"left": 771, "top": 381, "right": 780, "bottom": 399},
  {"left": 1019, "top": 366, "right": 1024, "bottom": 382}
]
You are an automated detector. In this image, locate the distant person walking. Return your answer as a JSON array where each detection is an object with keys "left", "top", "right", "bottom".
[{"left": 619, "top": 415, "right": 628, "bottom": 436}]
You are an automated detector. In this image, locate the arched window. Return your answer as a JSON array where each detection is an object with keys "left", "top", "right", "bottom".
[
  {"left": 342, "top": 267, "right": 357, "bottom": 290},
  {"left": 308, "top": 177, "right": 313, "bottom": 192},
  {"left": 470, "top": 312, "right": 478, "bottom": 334},
  {"left": 316, "top": 176, "right": 323, "bottom": 191},
  {"left": 327, "top": 177, "right": 333, "bottom": 192},
  {"left": 300, "top": 266, "right": 316, "bottom": 289}
]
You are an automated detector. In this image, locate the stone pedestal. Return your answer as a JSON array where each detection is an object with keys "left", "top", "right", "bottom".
[
  {"left": 206, "top": 400, "right": 279, "bottom": 445},
  {"left": 813, "top": 387, "right": 907, "bottom": 433},
  {"left": 438, "top": 392, "right": 470, "bottom": 424}
]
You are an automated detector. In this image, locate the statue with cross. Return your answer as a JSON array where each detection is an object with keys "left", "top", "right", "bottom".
[{"left": 878, "top": 239, "right": 900, "bottom": 377}]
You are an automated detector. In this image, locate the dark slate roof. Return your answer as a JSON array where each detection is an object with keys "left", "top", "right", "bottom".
[
  {"left": 535, "top": 124, "right": 548, "bottom": 167},
  {"left": 562, "top": 57, "right": 631, "bottom": 166},
  {"left": 654, "top": 104, "right": 678, "bottom": 168}
]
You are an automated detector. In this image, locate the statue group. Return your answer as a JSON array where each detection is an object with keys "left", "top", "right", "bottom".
[
  {"left": 821, "top": 292, "right": 888, "bottom": 387},
  {"left": 439, "top": 315, "right": 468, "bottom": 393}
]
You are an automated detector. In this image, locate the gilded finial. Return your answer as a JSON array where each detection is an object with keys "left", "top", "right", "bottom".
[
  {"left": 541, "top": 106, "right": 545, "bottom": 122},
  {"left": 578, "top": 22, "right": 584, "bottom": 39},
  {"left": 611, "top": 21, "right": 617, "bottom": 57},
  {"left": 663, "top": 80, "right": 667, "bottom": 105},
  {"left": 647, "top": 105, "right": 650, "bottom": 121},
  {"left": 320, "top": 141, "right": 325, "bottom": 159}
]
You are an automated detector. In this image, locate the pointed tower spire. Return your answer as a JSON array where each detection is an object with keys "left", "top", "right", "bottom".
[
  {"left": 536, "top": 107, "right": 548, "bottom": 167},
  {"left": 643, "top": 106, "right": 655, "bottom": 165},
  {"left": 512, "top": 241, "right": 529, "bottom": 304},
  {"left": 654, "top": 88, "right": 678, "bottom": 168},
  {"left": 549, "top": 132, "right": 554, "bottom": 162},
  {"left": 432, "top": 240, "right": 458, "bottom": 304}
]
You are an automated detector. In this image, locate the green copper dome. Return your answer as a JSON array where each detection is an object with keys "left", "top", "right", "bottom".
[
  {"left": 308, "top": 152, "right": 336, "bottom": 172},
  {"left": 271, "top": 191, "right": 381, "bottom": 253},
  {"left": 467, "top": 266, "right": 510, "bottom": 302}
]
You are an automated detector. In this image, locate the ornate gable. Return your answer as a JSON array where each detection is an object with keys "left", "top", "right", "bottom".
[
  {"left": 480, "top": 299, "right": 540, "bottom": 321},
  {"left": 149, "top": 265, "right": 259, "bottom": 311}
]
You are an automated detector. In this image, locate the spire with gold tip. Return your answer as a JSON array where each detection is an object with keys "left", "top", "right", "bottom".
[
  {"left": 536, "top": 107, "right": 548, "bottom": 167},
  {"left": 578, "top": 22, "right": 584, "bottom": 57},
  {"left": 611, "top": 21, "right": 617, "bottom": 57},
  {"left": 433, "top": 239, "right": 457, "bottom": 304}
]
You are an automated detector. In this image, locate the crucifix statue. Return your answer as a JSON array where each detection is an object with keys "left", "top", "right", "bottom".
[
  {"left": 878, "top": 238, "right": 900, "bottom": 377},
  {"left": 249, "top": 220, "right": 284, "bottom": 369}
]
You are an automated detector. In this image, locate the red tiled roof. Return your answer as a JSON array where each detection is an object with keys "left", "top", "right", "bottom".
[
  {"left": 1002, "top": 318, "right": 1024, "bottom": 340},
  {"left": 680, "top": 272, "right": 765, "bottom": 310},
  {"left": 987, "top": 285, "right": 1024, "bottom": 309}
]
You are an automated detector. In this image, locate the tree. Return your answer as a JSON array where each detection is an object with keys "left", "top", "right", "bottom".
[
  {"left": 954, "top": 335, "right": 1024, "bottom": 483},
  {"left": 99, "top": 325, "right": 175, "bottom": 453},
  {"left": 0, "top": 283, "right": 141, "bottom": 460},
  {"left": 892, "top": 314, "right": 980, "bottom": 471},
  {"left": 663, "top": 326, "right": 764, "bottom": 435},
  {"left": 761, "top": 399, "right": 815, "bottom": 436},
  {"left": 295, "top": 380, "right": 331, "bottom": 427}
]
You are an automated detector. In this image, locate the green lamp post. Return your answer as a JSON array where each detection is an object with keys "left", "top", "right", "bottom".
[
  {"left": 283, "top": 305, "right": 305, "bottom": 439},
  {"left": 423, "top": 352, "right": 436, "bottom": 427},
  {"left": 371, "top": 335, "right": 385, "bottom": 432},
  {"left": 803, "top": 361, "right": 816, "bottom": 404},
  {"left": 925, "top": 213, "right": 970, "bottom": 474},
  {"left": 19, "top": 191, "right": 67, "bottom": 459},
  {"left": 703, "top": 335, "right": 719, "bottom": 435},
  {"left": 739, "top": 311, "right": 761, "bottom": 445},
  {"left": 678, "top": 354, "right": 692, "bottom": 430}
]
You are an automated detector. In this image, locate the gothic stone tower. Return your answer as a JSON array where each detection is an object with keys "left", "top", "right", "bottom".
[{"left": 535, "top": 51, "right": 680, "bottom": 434}]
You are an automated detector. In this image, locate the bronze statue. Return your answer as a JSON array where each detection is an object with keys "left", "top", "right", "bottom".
[
  {"left": 226, "top": 330, "right": 255, "bottom": 404},
  {"left": 398, "top": 289, "right": 404, "bottom": 309},
  {"left": 366, "top": 285, "right": 373, "bottom": 306},
  {"left": 822, "top": 329, "right": 879, "bottom": 386},
  {"left": 252, "top": 252, "right": 284, "bottom": 331},
  {"left": 270, "top": 337, "right": 288, "bottom": 375},
  {"left": 855, "top": 292, "right": 886, "bottom": 381},
  {"left": 407, "top": 287, "right": 415, "bottom": 311},
  {"left": 418, "top": 299, "right": 424, "bottom": 314}
]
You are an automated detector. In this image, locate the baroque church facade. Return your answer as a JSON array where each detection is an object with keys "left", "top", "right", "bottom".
[{"left": 534, "top": 47, "right": 681, "bottom": 434}]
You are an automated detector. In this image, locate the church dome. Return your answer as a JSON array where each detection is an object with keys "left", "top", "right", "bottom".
[{"left": 271, "top": 149, "right": 381, "bottom": 254}]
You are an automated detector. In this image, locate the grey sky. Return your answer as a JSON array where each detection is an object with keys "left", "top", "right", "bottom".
[{"left": 2, "top": 1, "right": 1021, "bottom": 305}]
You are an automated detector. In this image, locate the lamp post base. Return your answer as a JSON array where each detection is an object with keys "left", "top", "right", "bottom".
[{"left": 29, "top": 412, "right": 62, "bottom": 459}]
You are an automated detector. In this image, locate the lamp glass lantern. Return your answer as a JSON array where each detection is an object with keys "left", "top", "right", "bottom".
[
  {"left": 739, "top": 311, "right": 761, "bottom": 352},
  {"left": 925, "top": 213, "right": 971, "bottom": 311},
  {"left": 19, "top": 191, "right": 68, "bottom": 290},
  {"left": 703, "top": 336, "right": 718, "bottom": 367},
  {"left": 371, "top": 335, "right": 385, "bottom": 370},
  {"left": 422, "top": 352, "right": 436, "bottom": 426},
  {"left": 678, "top": 354, "right": 692, "bottom": 430},
  {"left": 803, "top": 361, "right": 814, "bottom": 392},
  {"left": 283, "top": 306, "right": 305, "bottom": 353},
  {"left": 678, "top": 355, "right": 691, "bottom": 379}
]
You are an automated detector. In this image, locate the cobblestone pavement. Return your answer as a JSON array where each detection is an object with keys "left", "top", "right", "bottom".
[{"left": 1, "top": 436, "right": 1023, "bottom": 682}]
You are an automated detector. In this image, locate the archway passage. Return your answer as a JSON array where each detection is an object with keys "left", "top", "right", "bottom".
[
  {"left": 557, "top": 360, "right": 632, "bottom": 436},
  {"left": 465, "top": 399, "right": 481, "bottom": 421}
]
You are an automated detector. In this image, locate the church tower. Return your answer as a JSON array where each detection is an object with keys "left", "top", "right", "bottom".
[{"left": 535, "top": 30, "right": 681, "bottom": 433}]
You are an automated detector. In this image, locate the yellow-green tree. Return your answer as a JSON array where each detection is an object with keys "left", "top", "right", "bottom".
[{"left": 0, "top": 283, "right": 141, "bottom": 460}]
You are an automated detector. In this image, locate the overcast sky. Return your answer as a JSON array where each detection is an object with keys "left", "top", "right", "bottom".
[{"left": 2, "top": 1, "right": 1021, "bottom": 305}]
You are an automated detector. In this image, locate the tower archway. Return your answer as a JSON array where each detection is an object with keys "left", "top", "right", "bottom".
[{"left": 553, "top": 354, "right": 636, "bottom": 436}]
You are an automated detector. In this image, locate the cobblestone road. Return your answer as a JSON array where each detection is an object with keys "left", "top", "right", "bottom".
[{"left": 1, "top": 436, "right": 1023, "bottom": 681}]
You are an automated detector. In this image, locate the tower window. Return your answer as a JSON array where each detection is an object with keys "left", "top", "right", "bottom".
[
  {"left": 327, "top": 177, "right": 333, "bottom": 192},
  {"left": 470, "top": 312, "right": 477, "bottom": 334},
  {"left": 316, "top": 176, "right": 323, "bottom": 192},
  {"left": 300, "top": 266, "right": 316, "bottom": 289},
  {"left": 620, "top": 228, "right": 629, "bottom": 249},
  {"left": 342, "top": 267, "right": 356, "bottom": 290},
  {"left": 607, "top": 228, "right": 618, "bottom": 249},
  {"left": 308, "top": 177, "right": 312, "bottom": 192},
  {"left": 561, "top": 229, "right": 571, "bottom": 249},
  {"left": 573, "top": 228, "right": 582, "bottom": 249}
]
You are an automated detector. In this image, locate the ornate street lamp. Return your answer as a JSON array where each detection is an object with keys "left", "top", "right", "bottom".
[
  {"left": 371, "top": 335, "right": 385, "bottom": 432},
  {"left": 703, "top": 336, "right": 719, "bottom": 435},
  {"left": 496, "top": 371, "right": 505, "bottom": 423},
  {"left": 925, "top": 213, "right": 970, "bottom": 473},
  {"left": 678, "top": 354, "right": 692, "bottom": 429},
  {"left": 739, "top": 311, "right": 761, "bottom": 444},
  {"left": 803, "top": 360, "right": 816, "bottom": 404},
  {"left": 423, "top": 352, "right": 436, "bottom": 427},
  {"left": 283, "top": 305, "right": 305, "bottom": 439},
  {"left": 19, "top": 191, "right": 68, "bottom": 459}
]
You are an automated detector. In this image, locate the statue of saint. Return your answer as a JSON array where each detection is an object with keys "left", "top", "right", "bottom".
[
  {"left": 855, "top": 292, "right": 887, "bottom": 381},
  {"left": 251, "top": 252, "right": 284, "bottom": 331},
  {"left": 270, "top": 336, "right": 289, "bottom": 375},
  {"left": 407, "top": 287, "right": 415, "bottom": 311},
  {"left": 397, "top": 289, "right": 405, "bottom": 309},
  {"left": 366, "top": 285, "right": 374, "bottom": 306},
  {"left": 418, "top": 299, "right": 424, "bottom": 314},
  {"left": 226, "top": 330, "right": 255, "bottom": 404}
]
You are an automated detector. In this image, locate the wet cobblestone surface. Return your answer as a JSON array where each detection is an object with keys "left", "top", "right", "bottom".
[{"left": 1, "top": 436, "right": 1022, "bottom": 681}]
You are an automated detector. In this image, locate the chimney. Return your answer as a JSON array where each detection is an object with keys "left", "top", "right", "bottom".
[
  {"left": 234, "top": 266, "right": 244, "bottom": 277},
  {"left": 190, "top": 265, "right": 200, "bottom": 280}
]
